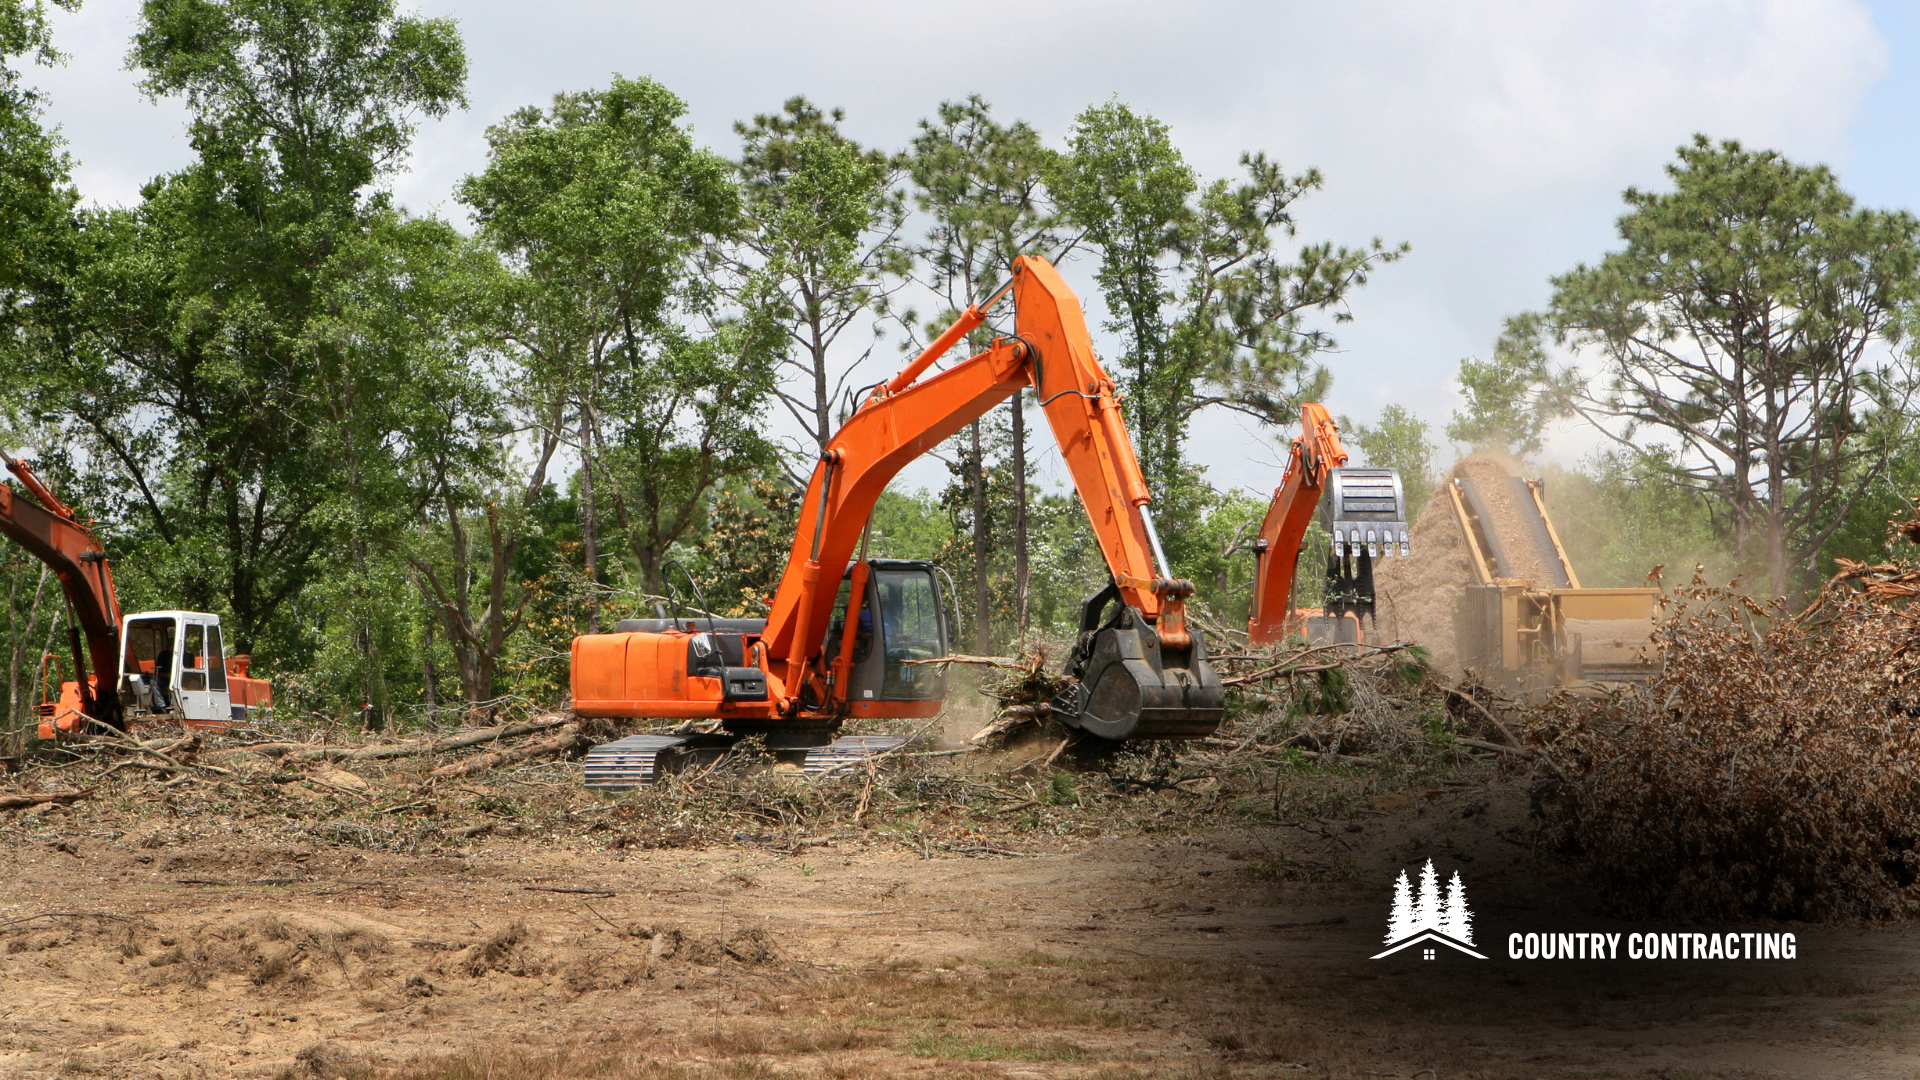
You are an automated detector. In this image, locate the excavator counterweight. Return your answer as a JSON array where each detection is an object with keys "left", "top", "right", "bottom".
[{"left": 572, "top": 257, "right": 1223, "bottom": 785}]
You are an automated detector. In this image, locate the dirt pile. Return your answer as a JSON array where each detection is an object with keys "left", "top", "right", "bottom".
[{"left": 1372, "top": 467, "right": 1474, "bottom": 667}]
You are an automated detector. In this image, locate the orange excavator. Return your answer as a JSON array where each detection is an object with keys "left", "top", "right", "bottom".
[
  {"left": 574, "top": 256, "right": 1225, "bottom": 787},
  {"left": 1246, "top": 405, "right": 1410, "bottom": 646},
  {"left": 0, "top": 451, "right": 272, "bottom": 738}
]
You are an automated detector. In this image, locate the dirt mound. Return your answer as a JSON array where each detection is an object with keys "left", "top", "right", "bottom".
[{"left": 1373, "top": 472, "right": 1474, "bottom": 669}]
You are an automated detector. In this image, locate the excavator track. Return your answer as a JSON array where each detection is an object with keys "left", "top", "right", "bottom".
[{"left": 583, "top": 733, "right": 910, "bottom": 791}]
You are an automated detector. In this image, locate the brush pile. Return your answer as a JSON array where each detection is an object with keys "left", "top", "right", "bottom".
[{"left": 1527, "top": 560, "right": 1920, "bottom": 922}]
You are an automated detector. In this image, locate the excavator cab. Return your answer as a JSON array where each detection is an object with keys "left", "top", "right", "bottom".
[
  {"left": 38, "top": 609, "right": 273, "bottom": 738},
  {"left": 114, "top": 611, "right": 265, "bottom": 727},
  {"left": 824, "top": 560, "right": 950, "bottom": 710},
  {"left": 118, "top": 613, "right": 230, "bottom": 722}
]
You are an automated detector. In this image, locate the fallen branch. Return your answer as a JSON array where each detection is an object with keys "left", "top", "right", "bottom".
[
  {"left": 902, "top": 653, "right": 1018, "bottom": 669},
  {"left": 1442, "top": 686, "right": 1566, "bottom": 778},
  {"left": 427, "top": 722, "right": 588, "bottom": 781},
  {"left": 356, "top": 716, "right": 569, "bottom": 760},
  {"left": 1221, "top": 642, "right": 1415, "bottom": 687},
  {"left": 969, "top": 704, "right": 1049, "bottom": 746},
  {"left": 251, "top": 716, "right": 571, "bottom": 763},
  {"left": 0, "top": 788, "right": 93, "bottom": 812},
  {"left": 1301, "top": 750, "right": 1380, "bottom": 766},
  {"left": 1455, "top": 736, "right": 1531, "bottom": 758}
]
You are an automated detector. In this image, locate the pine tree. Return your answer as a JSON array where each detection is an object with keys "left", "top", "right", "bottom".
[
  {"left": 1385, "top": 870, "right": 1415, "bottom": 944},
  {"left": 1414, "top": 859, "right": 1442, "bottom": 932},
  {"left": 1442, "top": 871, "right": 1474, "bottom": 944}
]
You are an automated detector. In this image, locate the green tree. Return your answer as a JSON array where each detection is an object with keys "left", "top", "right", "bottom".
[
  {"left": 1348, "top": 404, "right": 1437, "bottom": 523},
  {"left": 0, "top": 0, "right": 79, "bottom": 355},
  {"left": 460, "top": 76, "right": 741, "bottom": 613},
  {"left": 1548, "top": 448, "right": 1724, "bottom": 588},
  {"left": 0, "top": 1, "right": 81, "bottom": 736},
  {"left": 1048, "top": 100, "right": 1404, "bottom": 492},
  {"left": 909, "top": 96, "right": 1056, "bottom": 644},
  {"left": 732, "top": 97, "right": 908, "bottom": 457},
  {"left": 460, "top": 77, "right": 774, "bottom": 606},
  {"left": 1502, "top": 137, "right": 1920, "bottom": 597},
  {"left": 1446, "top": 313, "right": 1577, "bottom": 457},
  {"left": 12, "top": 0, "right": 467, "bottom": 672}
]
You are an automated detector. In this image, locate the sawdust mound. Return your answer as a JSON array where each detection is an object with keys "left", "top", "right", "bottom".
[{"left": 1372, "top": 454, "right": 1556, "bottom": 671}]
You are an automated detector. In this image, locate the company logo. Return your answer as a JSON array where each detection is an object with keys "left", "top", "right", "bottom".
[{"left": 1372, "top": 859, "right": 1487, "bottom": 960}]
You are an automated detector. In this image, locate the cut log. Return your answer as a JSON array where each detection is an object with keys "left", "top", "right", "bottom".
[
  {"left": 0, "top": 789, "right": 93, "bottom": 812},
  {"left": 427, "top": 723, "right": 588, "bottom": 781}
]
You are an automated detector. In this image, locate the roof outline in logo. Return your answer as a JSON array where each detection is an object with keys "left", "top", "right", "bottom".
[{"left": 1371, "top": 928, "right": 1489, "bottom": 960}]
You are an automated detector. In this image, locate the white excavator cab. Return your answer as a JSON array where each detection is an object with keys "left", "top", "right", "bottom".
[{"left": 118, "top": 610, "right": 235, "bottom": 725}]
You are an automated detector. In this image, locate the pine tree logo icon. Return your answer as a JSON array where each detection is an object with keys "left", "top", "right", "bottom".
[{"left": 1371, "top": 859, "right": 1487, "bottom": 959}]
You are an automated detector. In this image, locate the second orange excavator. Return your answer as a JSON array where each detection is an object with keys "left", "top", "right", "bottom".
[
  {"left": 573, "top": 256, "right": 1225, "bottom": 787},
  {"left": 1246, "top": 405, "right": 1410, "bottom": 646}
]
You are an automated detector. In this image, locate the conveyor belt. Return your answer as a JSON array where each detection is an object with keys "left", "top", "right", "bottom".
[{"left": 1507, "top": 477, "right": 1571, "bottom": 588}]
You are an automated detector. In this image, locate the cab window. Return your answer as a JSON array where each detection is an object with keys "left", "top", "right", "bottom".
[
  {"left": 181, "top": 623, "right": 207, "bottom": 691},
  {"left": 207, "top": 625, "right": 228, "bottom": 692},
  {"left": 875, "top": 569, "right": 945, "bottom": 699},
  {"left": 823, "top": 578, "right": 874, "bottom": 666},
  {"left": 123, "top": 618, "right": 177, "bottom": 679}
]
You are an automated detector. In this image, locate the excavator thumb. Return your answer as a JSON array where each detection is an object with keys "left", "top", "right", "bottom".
[
  {"left": 1053, "top": 582, "right": 1226, "bottom": 740},
  {"left": 1323, "top": 546, "right": 1376, "bottom": 624}
]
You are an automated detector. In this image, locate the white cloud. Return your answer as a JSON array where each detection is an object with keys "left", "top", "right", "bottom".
[{"left": 30, "top": 0, "right": 1888, "bottom": 492}]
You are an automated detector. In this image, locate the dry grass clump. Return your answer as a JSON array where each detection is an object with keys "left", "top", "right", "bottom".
[{"left": 1527, "top": 565, "right": 1920, "bottom": 922}]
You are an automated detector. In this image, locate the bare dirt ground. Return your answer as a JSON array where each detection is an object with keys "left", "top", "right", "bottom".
[{"left": 3, "top": 764, "right": 1919, "bottom": 1080}]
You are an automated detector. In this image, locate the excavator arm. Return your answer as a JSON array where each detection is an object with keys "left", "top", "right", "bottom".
[
  {"left": 761, "top": 255, "right": 1220, "bottom": 739},
  {"left": 1246, "top": 406, "right": 1410, "bottom": 646},
  {"left": 1247, "top": 406, "right": 1346, "bottom": 644},
  {"left": 0, "top": 452, "right": 123, "bottom": 726}
]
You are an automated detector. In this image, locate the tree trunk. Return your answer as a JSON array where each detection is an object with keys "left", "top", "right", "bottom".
[
  {"left": 421, "top": 610, "right": 439, "bottom": 729},
  {"left": 969, "top": 420, "right": 990, "bottom": 654},
  {"left": 579, "top": 411, "right": 599, "bottom": 632},
  {"left": 7, "top": 565, "right": 47, "bottom": 729},
  {"left": 1011, "top": 393, "right": 1029, "bottom": 634}
]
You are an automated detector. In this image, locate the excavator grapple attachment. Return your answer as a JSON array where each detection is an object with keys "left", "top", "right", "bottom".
[{"left": 1054, "top": 585, "right": 1225, "bottom": 741}]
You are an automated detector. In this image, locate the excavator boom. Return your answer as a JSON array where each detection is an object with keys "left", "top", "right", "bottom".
[{"left": 0, "top": 452, "right": 123, "bottom": 725}]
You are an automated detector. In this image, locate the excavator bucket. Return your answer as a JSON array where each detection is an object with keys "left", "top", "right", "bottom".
[
  {"left": 1053, "top": 584, "right": 1225, "bottom": 741},
  {"left": 1319, "top": 467, "right": 1409, "bottom": 630}
]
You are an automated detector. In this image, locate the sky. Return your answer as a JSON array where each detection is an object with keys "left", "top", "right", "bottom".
[{"left": 25, "top": 0, "right": 1917, "bottom": 495}]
